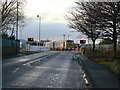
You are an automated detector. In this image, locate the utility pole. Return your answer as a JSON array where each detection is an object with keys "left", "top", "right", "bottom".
[
  {"left": 16, "top": 0, "right": 19, "bottom": 53},
  {"left": 16, "top": 0, "right": 18, "bottom": 40}
]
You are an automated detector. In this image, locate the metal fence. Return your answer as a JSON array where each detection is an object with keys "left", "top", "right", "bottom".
[
  {"left": 86, "top": 43, "right": 120, "bottom": 51},
  {"left": 2, "top": 38, "right": 20, "bottom": 56},
  {"left": 2, "top": 38, "right": 20, "bottom": 47},
  {"left": 96, "top": 44, "right": 120, "bottom": 50}
]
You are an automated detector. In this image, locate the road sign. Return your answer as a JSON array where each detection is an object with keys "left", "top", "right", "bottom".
[
  {"left": 28, "top": 38, "right": 34, "bottom": 41},
  {"left": 80, "top": 40, "right": 86, "bottom": 44}
]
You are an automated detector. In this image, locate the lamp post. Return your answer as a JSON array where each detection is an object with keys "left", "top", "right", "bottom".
[
  {"left": 68, "top": 35, "right": 69, "bottom": 40},
  {"left": 37, "top": 15, "right": 41, "bottom": 46}
]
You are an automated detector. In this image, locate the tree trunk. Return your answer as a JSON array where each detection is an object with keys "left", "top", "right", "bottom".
[
  {"left": 113, "top": 25, "right": 117, "bottom": 59},
  {"left": 92, "top": 40, "right": 95, "bottom": 51},
  {"left": 113, "top": 5, "right": 117, "bottom": 59}
]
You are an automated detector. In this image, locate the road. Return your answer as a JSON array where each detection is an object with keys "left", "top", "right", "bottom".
[{"left": 2, "top": 51, "right": 88, "bottom": 89}]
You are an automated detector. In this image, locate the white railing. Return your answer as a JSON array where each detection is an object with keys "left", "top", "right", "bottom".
[{"left": 28, "top": 46, "right": 50, "bottom": 51}]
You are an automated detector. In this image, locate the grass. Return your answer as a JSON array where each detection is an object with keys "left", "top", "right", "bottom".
[{"left": 84, "top": 49, "right": 120, "bottom": 76}]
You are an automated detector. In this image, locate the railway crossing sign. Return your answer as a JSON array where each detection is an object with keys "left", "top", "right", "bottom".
[
  {"left": 28, "top": 38, "right": 34, "bottom": 41},
  {"left": 80, "top": 40, "right": 86, "bottom": 44}
]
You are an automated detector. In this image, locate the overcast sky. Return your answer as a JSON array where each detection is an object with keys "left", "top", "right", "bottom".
[{"left": 20, "top": 0, "right": 87, "bottom": 43}]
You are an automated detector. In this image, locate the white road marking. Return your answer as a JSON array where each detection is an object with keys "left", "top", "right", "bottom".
[
  {"left": 23, "top": 58, "right": 42, "bottom": 66},
  {"left": 12, "top": 68, "right": 20, "bottom": 73},
  {"left": 19, "top": 59, "right": 29, "bottom": 62}
]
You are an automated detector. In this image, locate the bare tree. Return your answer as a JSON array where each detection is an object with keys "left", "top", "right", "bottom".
[
  {"left": 0, "top": 0, "right": 25, "bottom": 39},
  {"left": 66, "top": 2, "right": 101, "bottom": 51},
  {"left": 66, "top": 1, "right": 120, "bottom": 58},
  {"left": 82, "top": 2, "right": 120, "bottom": 58}
]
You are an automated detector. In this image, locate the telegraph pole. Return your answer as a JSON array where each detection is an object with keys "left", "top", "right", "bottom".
[
  {"left": 16, "top": 0, "right": 19, "bottom": 53},
  {"left": 16, "top": 0, "right": 18, "bottom": 40}
]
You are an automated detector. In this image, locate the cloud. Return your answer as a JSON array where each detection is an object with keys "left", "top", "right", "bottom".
[
  {"left": 25, "top": 0, "right": 76, "bottom": 23},
  {"left": 21, "top": 0, "right": 81, "bottom": 42},
  {"left": 21, "top": 18, "right": 79, "bottom": 41}
]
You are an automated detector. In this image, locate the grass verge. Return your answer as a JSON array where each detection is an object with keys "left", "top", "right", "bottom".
[{"left": 84, "top": 49, "right": 120, "bottom": 77}]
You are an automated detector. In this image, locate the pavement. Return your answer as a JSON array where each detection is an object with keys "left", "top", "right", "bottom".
[
  {"left": 74, "top": 53, "right": 120, "bottom": 89},
  {"left": 2, "top": 51, "right": 44, "bottom": 59},
  {"left": 2, "top": 51, "right": 60, "bottom": 66}
]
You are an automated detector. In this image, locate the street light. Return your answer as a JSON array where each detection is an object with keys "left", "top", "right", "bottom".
[
  {"left": 37, "top": 15, "right": 41, "bottom": 46},
  {"left": 68, "top": 35, "right": 70, "bottom": 40}
]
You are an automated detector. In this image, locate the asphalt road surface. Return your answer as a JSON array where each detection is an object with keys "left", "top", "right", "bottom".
[{"left": 2, "top": 51, "right": 88, "bottom": 89}]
